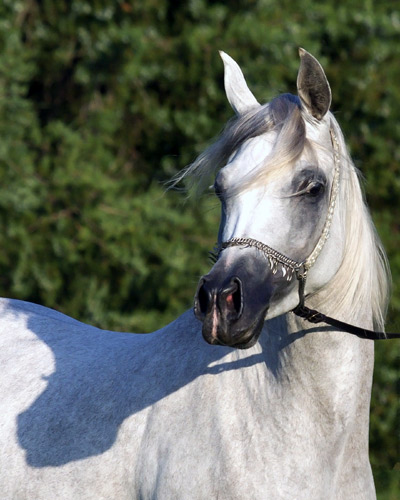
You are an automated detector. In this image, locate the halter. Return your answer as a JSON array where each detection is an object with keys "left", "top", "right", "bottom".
[{"left": 214, "top": 127, "right": 400, "bottom": 340}]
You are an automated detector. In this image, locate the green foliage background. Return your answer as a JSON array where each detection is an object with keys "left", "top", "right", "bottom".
[{"left": 0, "top": 0, "right": 398, "bottom": 496}]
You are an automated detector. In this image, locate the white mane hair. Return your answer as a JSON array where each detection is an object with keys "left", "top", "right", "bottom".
[
  {"left": 174, "top": 93, "right": 391, "bottom": 330},
  {"left": 316, "top": 114, "right": 390, "bottom": 330}
]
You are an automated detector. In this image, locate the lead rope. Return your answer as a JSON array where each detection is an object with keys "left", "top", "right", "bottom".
[{"left": 291, "top": 266, "right": 400, "bottom": 339}]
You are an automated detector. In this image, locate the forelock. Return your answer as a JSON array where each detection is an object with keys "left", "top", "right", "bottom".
[{"left": 171, "top": 93, "right": 305, "bottom": 194}]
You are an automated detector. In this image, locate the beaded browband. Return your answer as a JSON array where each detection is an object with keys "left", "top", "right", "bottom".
[{"left": 215, "top": 128, "right": 341, "bottom": 283}]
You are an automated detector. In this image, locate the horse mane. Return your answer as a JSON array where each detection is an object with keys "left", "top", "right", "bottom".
[
  {"left": 174, "top": 93, "right": 390, "bottom": 330},
  {"left": 314, "top": 115, "right": 390, "bottom": 330}
]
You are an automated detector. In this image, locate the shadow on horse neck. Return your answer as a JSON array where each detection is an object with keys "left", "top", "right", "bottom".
[{"left": 16, "top": 307, "right": 310, "bottom": 467}]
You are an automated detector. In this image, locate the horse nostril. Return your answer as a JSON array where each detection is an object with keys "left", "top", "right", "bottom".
[
  {"left": 195, "top": 276, "right": 243, "bottom": 323},
  {"left": 195, "top": 280, "right": 213, "bottom": 317},
  {"left": 221, "top": 277, "right": 243, "bottom": 319}
]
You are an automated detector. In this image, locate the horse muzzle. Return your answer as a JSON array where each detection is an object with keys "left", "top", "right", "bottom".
[{"left": 194, "top": 255, "right": 274, "bottom": 349}]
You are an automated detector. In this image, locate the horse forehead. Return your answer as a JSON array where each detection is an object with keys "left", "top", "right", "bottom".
[
  {"left": 220, "top": 133, "right": 276, "bottom": 184},
  {"left": 219, "top": 119, "right": 332, "bottom": 189}
]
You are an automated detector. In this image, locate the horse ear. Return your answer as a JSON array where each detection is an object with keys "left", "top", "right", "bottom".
[
  {"left": 219, "top": 51, "right": 260, "bottom": 115},
  {"left": 297, "top": 48, "right": 332, "bottom": 120}
]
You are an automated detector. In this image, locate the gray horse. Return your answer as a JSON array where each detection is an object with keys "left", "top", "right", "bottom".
[{"left": 0, "top": 49, "right": 389, "bottom": 499}]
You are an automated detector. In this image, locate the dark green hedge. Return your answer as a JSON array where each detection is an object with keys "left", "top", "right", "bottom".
[{"left": 0, "top": 1, "right": 398, "bottom": 494}]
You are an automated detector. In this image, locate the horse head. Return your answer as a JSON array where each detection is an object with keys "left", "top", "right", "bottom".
[{"left": 194, "top": 49, "right": 346, "bottom": 348}]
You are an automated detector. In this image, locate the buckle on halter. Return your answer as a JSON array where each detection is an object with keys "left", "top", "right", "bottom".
[
  {"left": 293, "top": 263, "right": 308, "bottom": 310},
  {"left": 295, "top": 263, "right": 308, "bottom": 282}
]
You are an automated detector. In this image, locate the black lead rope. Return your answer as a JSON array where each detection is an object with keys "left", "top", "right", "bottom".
[
  {"left": 292, "top": 304, "right": 400, "bottom": 340},
  {"left": 292, "top": 274, "right": 400, "bottom": 340}
]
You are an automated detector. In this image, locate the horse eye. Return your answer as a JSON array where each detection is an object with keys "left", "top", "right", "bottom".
[
  {"left": 307, "top": 181, "right": 325, "bottom": 197},
  {"left": 214, "top": 181, "right": 224, "bottom": 199}
]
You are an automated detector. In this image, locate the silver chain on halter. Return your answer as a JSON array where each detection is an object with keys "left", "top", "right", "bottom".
[{"left": 216, "top": 127, "right": 341, "bottom": 283}]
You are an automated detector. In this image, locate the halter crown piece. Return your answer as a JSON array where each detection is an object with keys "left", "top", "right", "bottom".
[{"left": 217, "top": 127, "right": 341, "bottom": 285}]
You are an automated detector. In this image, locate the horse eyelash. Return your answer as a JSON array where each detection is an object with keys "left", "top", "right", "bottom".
[{"left": 283, "top": 181, "right": 325, "bottom": 199}]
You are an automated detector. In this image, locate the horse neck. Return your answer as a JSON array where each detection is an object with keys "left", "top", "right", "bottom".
[{"left": 261, "top": 310, "right": 374, "bottom": 422}]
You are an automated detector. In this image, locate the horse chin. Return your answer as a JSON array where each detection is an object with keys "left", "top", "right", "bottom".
[{"left": 200, "top": 307, "right": 266, "bottom": 350}]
